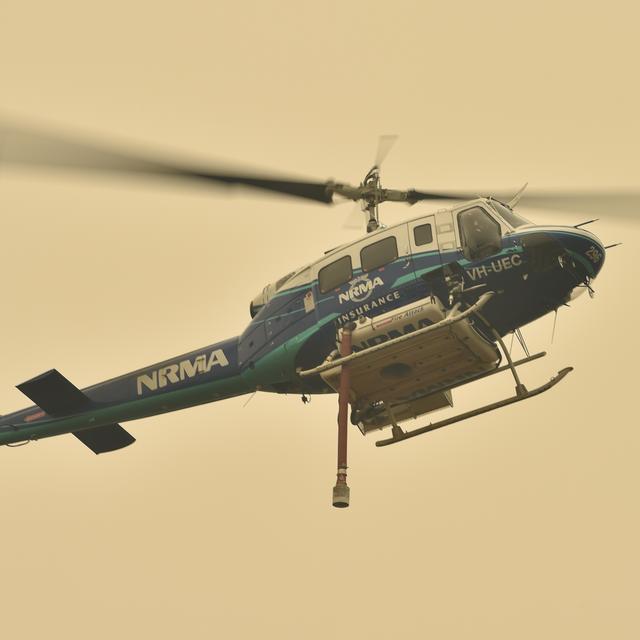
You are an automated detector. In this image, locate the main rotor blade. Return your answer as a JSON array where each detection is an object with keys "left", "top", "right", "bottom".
[
  {"left": 407, "top": 188, "right": 640, "bottom": 216},
  {"left": 0, "top": 124, "right": 334, "bottom": 204},
  {"left": 406, "top": 189, "right": 473, "bottom": 203},
  {"left": 374, "top": 134, "right": 398, "bottom": 168},
  {"left": 513, "top": 191, "right": 640, "bottom": 216}
]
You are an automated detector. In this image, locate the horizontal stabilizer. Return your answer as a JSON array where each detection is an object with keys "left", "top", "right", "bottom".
[
  {"left": 17, "top": 369, "right": 91, "bottom": 417},
  {"left": 16, "top": 369, "right": 135, "bottom": 453},
  {"left": 73, "top": 424, "right": 135, "bottom": 454}
]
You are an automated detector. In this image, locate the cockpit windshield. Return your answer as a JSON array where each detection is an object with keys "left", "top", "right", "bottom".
[{"left": 489, "top": 200, "right": 530, "bottom": 229}]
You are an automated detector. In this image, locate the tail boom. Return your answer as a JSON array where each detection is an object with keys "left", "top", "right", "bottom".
[{"left": 0, "top": 336, "right": 252, "bottom": 449}]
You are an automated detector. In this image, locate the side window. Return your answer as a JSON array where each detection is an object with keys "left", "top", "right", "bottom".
[
  {"left": 458, "top": 207, "right": 502, "bottom": 261},
  {"left": 360, "top": 236, "right": 398, "bottom": 272},
  {"left": 413, "top": 224, "right": 433, "bottom": 246},
  {"left": 319, "top": 255, "right": 353, "bottom": 293}
]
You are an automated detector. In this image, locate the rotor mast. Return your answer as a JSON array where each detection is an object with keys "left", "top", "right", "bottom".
[
  {"left": 328, "top": 172, "right": 413, "bottom": 233},
  {"left": 362, "top": 165, "right": 383, "bottom": 233}
]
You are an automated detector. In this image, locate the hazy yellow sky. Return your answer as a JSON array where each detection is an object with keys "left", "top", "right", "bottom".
[{"left": 1, "top": 2, "right": 638, "bottom": 639}]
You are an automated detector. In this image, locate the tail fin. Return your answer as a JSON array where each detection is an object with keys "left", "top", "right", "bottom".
[{"left": 16, "top": 369, "right": 135, "bottom": 454}]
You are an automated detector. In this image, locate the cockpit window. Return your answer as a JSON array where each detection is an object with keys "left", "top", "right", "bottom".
[
  {"left": 458, "top": 206, "right": 502, "bottom": 261},
  {"left": 275, "top": 272, "right": 295, "bottom": 290},
  {"left": 490, "top": 200, "right": 530, "bottom": 228},
  {"left": 319, "top": 255, "right": 353, "bottom": 294}
]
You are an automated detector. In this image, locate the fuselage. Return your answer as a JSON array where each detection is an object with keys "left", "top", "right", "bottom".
[
  {"left": 244, "top": 198, "right": 605, "bottom": 393},
  {"left": 0, "top": 198, "right": 605, "bottom": 447}
]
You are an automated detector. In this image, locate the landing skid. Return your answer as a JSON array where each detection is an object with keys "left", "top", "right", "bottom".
[{"left": 376, "top": 366, "right": 573, "bottom": 447}]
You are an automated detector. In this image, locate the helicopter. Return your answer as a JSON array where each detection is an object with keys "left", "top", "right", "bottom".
[{"left": 0, "top": 125, "right": 630, "bottom": 507}]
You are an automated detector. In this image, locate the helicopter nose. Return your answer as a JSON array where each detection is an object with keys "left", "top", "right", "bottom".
[{"left": 559, "top": 226, "right": 606, "bottom": 280}]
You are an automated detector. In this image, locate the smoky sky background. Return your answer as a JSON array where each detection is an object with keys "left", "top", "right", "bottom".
[{"left": 1, "top": 2, "right": 638, "bottom": 639}]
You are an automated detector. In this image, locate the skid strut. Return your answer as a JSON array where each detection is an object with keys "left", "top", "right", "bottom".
[
  {"left": 332, "top": 324, "right": 353, "bottom": 508},
  {"left": 376, "top": 301, "right": 574, "bottom": 447}
]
